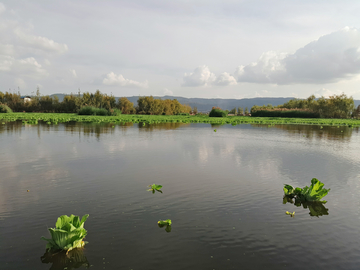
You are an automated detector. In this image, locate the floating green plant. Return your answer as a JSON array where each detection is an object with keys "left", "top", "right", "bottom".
[
  {"left": 283, "top": 178, "right": 330, "bottom": 203},
  {"left": 285, "top": 211, "right": 295, "bottom": 217},
  {"left": 41, "top": 214, "right": 89, "bottom": 253},
  {"left": 148, "top": 184, "right": 163, "bottom": 194},
  {"left": 158, "top": 219, "right": 172, "bottom": 232}
]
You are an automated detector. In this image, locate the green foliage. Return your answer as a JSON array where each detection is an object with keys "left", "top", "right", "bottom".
[
  {"left": 283, "top": 178, "right": 330, "bottom": 203},
  {"left": 148, "top": 184, "right": 163, "bottom": 193},
  {"left": 253, "top": 93, "right": 355, "bottom": 119},
  {"left": 41, "top": 214, "right": 89, "bottom": 252},
  {"left": 158, "top": 219, "right": 172, "bottom": 232},
  {"left": 158, "top": 219, "right": 171, "bottom": 225},
  {"left": 1, "top": 112, "right": 360, "bottom": 127},
  {"left": 78, "top": 106, "right": 110, "bottom": 116},
  {"left": 0, "top": 103, "right": 13, "bottom": 113},
  {"left": 251, "top": 109, "right": 319, "bottom": 118},
  {"left": 209, "top": 108, "right": 227, "bottom": 117}
]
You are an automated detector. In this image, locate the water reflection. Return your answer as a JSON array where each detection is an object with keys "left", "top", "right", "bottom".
[
  {"left": 138, "top": 122, "right": 188, "bottom": 131},
  {"left": 283, "top": 196, "right": 329, "bottom": 217},
  {"left": 158, "top": 223, "right": 172, "bottom": 233},
  {"left": 41, "top": 249, "right": 90, "bottom": 270},
  {"left": 253, "top": 124, "right": 360, "bottom": 142}
]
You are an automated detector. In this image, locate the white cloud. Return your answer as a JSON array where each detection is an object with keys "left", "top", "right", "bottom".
[
  {"left": 182, "top": 65, "right": 216, "bottom": 87},
  {"left": 213, "top": 72, "right": 237, "bottom": 86},
  {"left": 0, "top": 55, "right": 13, "bottom": 71},
  {"left": 314, "top": 88, "right": 344, "bottom": 98},
  {"left": 17, "top": 57, "right": 48, "bottom": 77},
  {"left": 102, "top": 72, "right": 148, "bottom": 88},
  {"left": 163, "top": 88, "right": 173, "bottom": 95},
  {"left": 235, "top": 27, "right": 360, "bottom": 84},
  {"left": 69, "top": 69, "right": 77, "bottom": 78},
  {"left": 182, "top": 66, "right": 237, "bottom": 87},
  {"left": 14, "top": 28, "right": 68, "bottom": 54},
  {"left": 0, "top": 3, "right": 5, "bottom": 14}
]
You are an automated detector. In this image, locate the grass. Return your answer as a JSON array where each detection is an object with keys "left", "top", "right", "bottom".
[{"left": 0, "top": 112, "right": 360, "bottom": 127}]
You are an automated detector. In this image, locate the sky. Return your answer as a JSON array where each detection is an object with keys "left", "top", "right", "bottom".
[{"left": 1, "top": 0, "right": 360, "bottom": 99}]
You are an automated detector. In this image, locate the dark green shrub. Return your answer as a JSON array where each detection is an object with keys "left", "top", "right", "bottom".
[
  {"left": 176, "top": 113, "right": 189, "bottom": 116},
  {"left": 209, "top": 108, "right": 227, "bottom": 117},
  {"left": 109, "top": 108, "right": 122, "bottom": 116},
  {"left": 78, "top": 106, "right": 110, "bottom": 116},
  {"left": 0, "top": 103, "right": 13, "bottom": 113},
  {"left": 251, "top": 110, "right": 319, "bottom": 118}
]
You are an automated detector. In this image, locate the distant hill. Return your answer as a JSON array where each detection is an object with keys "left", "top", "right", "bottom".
[{"left": 51, "top": 94, "right": 360, "bottom": 112}]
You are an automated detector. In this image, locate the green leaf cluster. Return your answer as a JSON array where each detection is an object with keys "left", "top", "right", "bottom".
[
  {"left": 283, "top": 178, "right": 330, "bottom": 203},
  {"left": 41, "top": 214, "right": 89, "bottom": 252},
  {"left": 148, "top": 184, "right": 163, "bottom": 193},
  {"left": 158, "top": 219, "right": 172, "bottom": 232}
]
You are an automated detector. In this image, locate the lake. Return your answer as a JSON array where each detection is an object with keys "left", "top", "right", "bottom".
[{"left": 0, "top": 121, "right": 360, "bottom": 270}]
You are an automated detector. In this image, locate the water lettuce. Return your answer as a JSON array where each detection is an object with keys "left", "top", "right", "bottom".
[
  {"left": 41, "top": 214, "right": 89, "bottom": 253},
  {"left": 148, "top": 184, "right": 163, "bottom": 194},
  {"left": 158, "top": 219, "right": 172, "bottom": 232},
  {"left": 283, "top": 178, "right": 330, "bottom": 203}
]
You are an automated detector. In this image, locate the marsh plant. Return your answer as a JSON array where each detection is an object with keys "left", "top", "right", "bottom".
[{"left": 41, "top": 214, "right": 89, "bottom": 253}]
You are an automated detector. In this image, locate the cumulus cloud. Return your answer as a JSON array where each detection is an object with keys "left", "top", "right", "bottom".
[
  {"left": 182, "top": 65, "right": 216, "bottom": 87},
  {"left": 103, "top": 72, "right": 148, "bottom": 88},
  {"left": 182, "top": 65, "right": 237, "bottom": 87},
  {"left": 17, "top": 57, "right": 48, "bottom": 77},
  {"left": 213, "top": 72, "right": 237, "bottom": 86},
  {"left": 235, "top": 27, "right": 360, "bottom": 84},
  {"left": 14, "top": 29, "right": 68, "bottom": 54}
]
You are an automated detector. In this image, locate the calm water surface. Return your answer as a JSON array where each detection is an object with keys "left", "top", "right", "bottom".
[{"left": 0, "top": 122, "right": 360, "bottom": 270}]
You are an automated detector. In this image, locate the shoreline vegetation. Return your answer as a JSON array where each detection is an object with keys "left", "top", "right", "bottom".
[
  {"left": 1, "top": 90, "right": 360, "bottom": 126},
  {"left": 1, "top": 112, "right": 360, "bottom": 126}
]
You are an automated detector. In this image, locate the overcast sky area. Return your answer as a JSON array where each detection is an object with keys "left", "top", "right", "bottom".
[{"left": 1, "top": 0, "right": 360, "bottom": 99}]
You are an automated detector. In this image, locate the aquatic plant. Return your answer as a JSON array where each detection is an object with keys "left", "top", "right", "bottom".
[
  {"left": 158, "top": 219, "right": 172, "bottom": 232},
  {"left": 148, "top": 184, "right": 163, "bottom": 194},
  {"left": 283, "top": 178, "right": 330, "bottom": 203},
  {"left": 285, "top": 211, "right": 295, "bottom": 217},
  {"left": 1, "top": 112, "right": 360, "bottom": 127},
  {"left": 41, "top": 214, "right": 89, "bottom": 253}
]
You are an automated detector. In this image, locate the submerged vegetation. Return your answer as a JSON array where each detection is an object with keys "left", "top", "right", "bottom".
[{"left": 41, "top": 214, "right": 89, "bottom": 253}]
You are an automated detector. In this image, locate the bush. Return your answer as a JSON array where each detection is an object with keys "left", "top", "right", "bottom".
[
  {"left": 209, "top": 108, "right": 227, "bottom": 117},
  {"left": 251, "top": 109, "right": 319, "bottom": 118},
  {"left": 110, "top": 108, "right": 122, "bottom": 116},
  {"left": 0, "top": 103, "right": 13, "bottom": 113},
  {"left": 78, "top": 106, "right": 110, "bottom": 116},
  {"left": 176, "top": 113, "right": 189, "bottom": 116}
]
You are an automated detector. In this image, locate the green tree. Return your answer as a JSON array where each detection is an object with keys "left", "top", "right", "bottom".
[{"left": 117, "top": 97, "right": 135, "bottom": 114}]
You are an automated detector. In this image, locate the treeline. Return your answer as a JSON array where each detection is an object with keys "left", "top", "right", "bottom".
[
  {"left": 0, "top": 90, "right": 192, "bottom": 115},
  {"left": 251, "top": 94, "right": 359, "bottom": 119}
]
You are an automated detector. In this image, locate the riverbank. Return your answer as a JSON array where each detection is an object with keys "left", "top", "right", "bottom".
[{"left": 1, "top": 112, "right": 360, "bottom": 126}]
